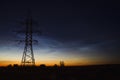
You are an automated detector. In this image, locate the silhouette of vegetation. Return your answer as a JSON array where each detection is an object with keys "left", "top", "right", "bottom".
[{"left": 0, "top": 64, "right": 120, "bottom": 80}]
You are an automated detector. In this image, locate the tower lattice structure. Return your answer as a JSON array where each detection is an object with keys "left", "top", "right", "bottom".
[{"left": 21, "top": 12, "right": 35, "bottom": 66}]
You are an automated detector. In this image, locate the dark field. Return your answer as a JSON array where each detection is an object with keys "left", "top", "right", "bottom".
[{"left": 0, "top": 64, "right": 120, "bottom": 80}]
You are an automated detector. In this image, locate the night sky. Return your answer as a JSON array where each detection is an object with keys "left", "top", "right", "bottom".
[{"left": 0, "top": 0, "right": 120, "bottom": 66}]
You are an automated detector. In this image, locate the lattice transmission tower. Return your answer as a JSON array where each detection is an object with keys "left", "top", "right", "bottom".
[
  {"left": 19, "top": 11, "right": 40, "bottom": 66},
  {"left": 21, "top": 14, "right": 34, "bottom": 66}
]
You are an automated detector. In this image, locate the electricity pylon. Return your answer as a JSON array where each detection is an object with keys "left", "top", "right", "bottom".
[
  {"left": 20, "top": 11, "right": 40, "bottom": 66},
  {"left": 21, "top": 14, "right": 34, "bottom": 66}
]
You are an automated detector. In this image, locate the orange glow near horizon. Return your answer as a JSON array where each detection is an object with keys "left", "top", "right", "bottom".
[
  {"left": 0, "top": 58, "right": 117, "bottom": 67},
  {"left": 0, "top": 51, "right": 119, "bottom": 67}
]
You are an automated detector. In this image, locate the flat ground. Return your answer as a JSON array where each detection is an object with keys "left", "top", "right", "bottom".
[{"left": 0, "top": 64, "right": 120, "bottom": 80}]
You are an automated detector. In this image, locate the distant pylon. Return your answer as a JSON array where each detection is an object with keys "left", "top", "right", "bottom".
[
  {"left": 21, "top": 11, "right": 35, "bottom": 66},
  {"left": 60, "top": 61, "right": 65, "bottom": 67}
]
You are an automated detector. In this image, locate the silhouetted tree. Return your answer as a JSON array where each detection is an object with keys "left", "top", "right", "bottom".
[
  {"left": 7, "top": 64, "right": 12, "bottom": 67},
  {"left": 13, "top": 64, "right": 19, "bottom": 67},
  {"left": 40, "top": 64, "right": 46, "bottom": 68}
]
